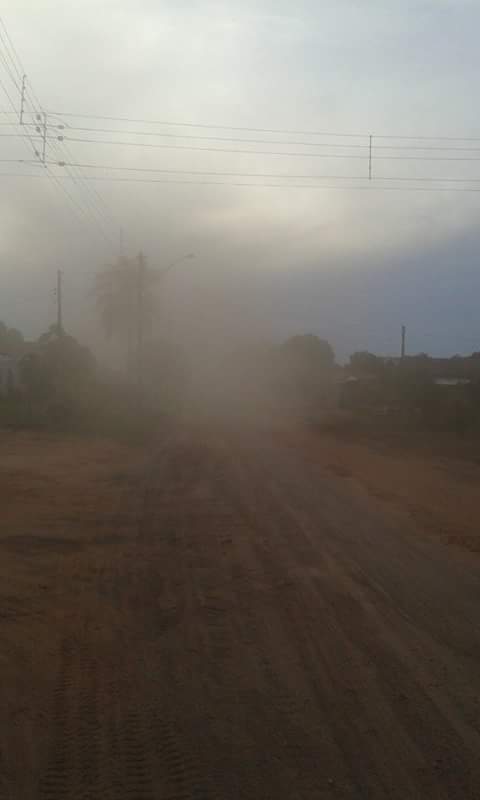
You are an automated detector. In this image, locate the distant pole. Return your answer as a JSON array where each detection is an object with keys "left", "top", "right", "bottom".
[
  {"left": 57, "top": 270, "right": 63, "bottom": 335},
  {"left": 369, "top": 134, "right": 373, "bottom": 180},
  {"left": 19, "top": 74, "right": 26, "bottom": 125},
  {"left": 42, "top": 112, "right": 47, "bottom": 164},
  {"left": 401, "top": 325, "right": 406, "bottom": 359},
  {"left": 136, "top": 252, "right": 145, "bottom": 391}
]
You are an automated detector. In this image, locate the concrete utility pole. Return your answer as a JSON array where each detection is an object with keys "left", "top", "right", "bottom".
[
  {"left": 401, "top": 325, "right": 406, "bottom": 359},
  {"left": 56, "top": 270, "right": 63, "bottom": 335}
]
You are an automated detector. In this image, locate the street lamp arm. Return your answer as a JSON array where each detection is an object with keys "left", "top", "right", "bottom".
[{"left": 157, "top": 252, "right": 195, "bottom": 280}]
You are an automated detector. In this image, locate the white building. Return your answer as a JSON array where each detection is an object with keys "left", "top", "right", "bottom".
[{"left": 0, "top": 354, "right": 21, "bottom": 396}]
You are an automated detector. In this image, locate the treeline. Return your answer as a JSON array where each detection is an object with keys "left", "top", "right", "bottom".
[
  {"left": 0, "top": 320, "right": 183, "bottom": 439},
  {"left": 4, "top": 307, "right": 480, "bottom": 438},
  {"left": 345, "top": 350, "right": 480, "bottom": 434}
]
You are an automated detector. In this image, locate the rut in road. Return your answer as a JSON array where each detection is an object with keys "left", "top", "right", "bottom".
[{"left": 37, "top": 433, "right": 480, "bottom": 799}]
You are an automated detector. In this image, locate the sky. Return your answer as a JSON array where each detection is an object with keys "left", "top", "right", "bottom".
[{"left": 1, "top": 0, "right": 480, "bottom": 361}]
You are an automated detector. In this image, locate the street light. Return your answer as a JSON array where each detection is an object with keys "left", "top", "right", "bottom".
[{"left": 157, "top": 252, "right": 195, "bottom": 281}]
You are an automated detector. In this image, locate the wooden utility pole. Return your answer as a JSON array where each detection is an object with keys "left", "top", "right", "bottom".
[
  {"left": 56, "top": 270, "right": 63, "bottom": 335},
  {"left": 401, "top": 325, "right": 406, "bottom": 359},
  {"left": 136, "top": 252, "right": 146, "bottom": 391}
]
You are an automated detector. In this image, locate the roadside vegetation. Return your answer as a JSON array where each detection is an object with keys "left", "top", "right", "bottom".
[{"left": 3, "top": 265, "right": 480, "bottom": 444}]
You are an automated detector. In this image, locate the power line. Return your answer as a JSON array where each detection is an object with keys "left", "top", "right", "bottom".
[
  {"left": 4, "top": 171, "right": 480, "bottom": 192},
  {"left": 0, "top": 32, "right": 91, "bottom": 221},
  {"left": 0, "top": 74, "right": 42, "bottom": 161},
  {"left": 46, "top": 110, "right": 372, "bottom": 138},
  {"left": 56, "top": 124, "right": 370, "bottom": 150},
  {"left": 56, "top": 138, "right": 117, "bottom": 228},
  {"left": 4, "top": 157, "right": 480, "bottom": 186},
  {"left": 44, "top": 108, "right": 480, "bottom": 144},
  {"left": 1, "top": 21, "right": 480, "bottom": 205},
  {"left": 53, "top": 122, "right": 480, "bottom": 154},
  {"left": 25, "top": 158, "right": 480, "bottom": 184},
  {"left": 0, "top": 131, "right": 371, "bottom": 158},
  {"left": 0, "top": 15, "right": 25, "bottom": 83},
  {"left": 22, "top": 97, "right": 114, "bottom": 241},
  {"left": 0, "top": 41, "right": 21, "bottom": 90},
  {"left": 6, "top": 111, "right": 480, "bottom": 161},
  {"left": 29, "top": 133, "right": 480, "bottom": 162},
  {"left": 0, "top": 15, "right": 117, "bottom": 244},
  {"left": 9, "top": 126, "right": 480, "bottom": 159}
]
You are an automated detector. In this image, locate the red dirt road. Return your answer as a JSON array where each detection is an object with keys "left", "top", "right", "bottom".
[{"left": 3, "top": 428, "right": 480, "bottom": 798}]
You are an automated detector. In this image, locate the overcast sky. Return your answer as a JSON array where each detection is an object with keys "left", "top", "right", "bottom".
[{"left": 1, "top": 0, "right": 480, "bottom": 360}]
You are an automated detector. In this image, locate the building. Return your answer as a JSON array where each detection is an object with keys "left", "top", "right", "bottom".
[{"left": 0, "top": 354, "right": 21, "bottom": 396}]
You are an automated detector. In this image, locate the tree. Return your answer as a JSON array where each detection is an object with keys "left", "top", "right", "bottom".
[
  {"left": 349, "top": 351, "right": 382, "bottom": 376},
  {"left": 22, "top": 326, "right": 95, "bottom": 423},
  {"left": 279, "top": 334, "right": 335, "bottom": 372},
  {"left": 0, "top": 321, "right": 25, "bottom": 355}
]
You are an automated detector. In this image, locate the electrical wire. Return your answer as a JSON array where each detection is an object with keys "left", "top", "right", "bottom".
[
  {"left": 53, "top": 122, "right": 480, "bottom": 154},
  {"left": 7, "top": 127, "right": 480, "bottom": 163},
  {"left": 19, "top": 99, "right": 113, "bottom": 239},
  {"left": 0, "top": 73, "right": 42, "bottom": 161},
  {"left": 56, "top": 138, "right": 117, "bottom": 228},
  {"left": 0, "top": 42, "right": 21, "bottom": 90},
  {"left": 23, "top": 158, "right": 480, "bottom": 184},
  {"left": 0, "top": 15, "right": 25, "bottom": 83},
  {"left": 43, "top": 133, "right": 480, "bottom": 162},
  {"left": 4, "top": 157, "right": 480, "bottom": 186},
  {"left": 44, "top": 108, "right": 480, "bottom": 143},
  {"left": 55, "top": 124, "right": 370, "bottom": 150},
  {"left": 0, "top": 14, "right": 117, "bottom": 244},
  {"left": 26, "top": 110, "right": 115, "bottom": 239},
  {"left": 63, "top": 136, "right": 371, "bottom": 158},
  {"left": 3, "top": 171, "right": 480, "bottom": 192}
]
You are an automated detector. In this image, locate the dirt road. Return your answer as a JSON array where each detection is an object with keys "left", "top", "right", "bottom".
[{"left": 3, "top": 427, "right": 480, "bottom": 798}]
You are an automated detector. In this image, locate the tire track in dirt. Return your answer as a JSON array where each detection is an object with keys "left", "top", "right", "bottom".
[
  {"left": 210, "top": 449, "right": 362, "bottom": 797},
  {"left": 39, "top": 639, "right": 156, "bottom": 799},
  {"left": 218, "top": 437, "right": 480, "bottom": 798},
  {"left": 174, "top": 451, "right": 344, "bottom": 797},
  {"left": 138, "top": 443, "right": 222, "bottom": 800},
  {"left": 39, "top": 641, "right": 75, "bottom": 800},
  {"left": 141, "top": 445, "right": 310, "bottom": 797},
  {"left": 32, "top": 430, "right": 480, "bottom": 798}
]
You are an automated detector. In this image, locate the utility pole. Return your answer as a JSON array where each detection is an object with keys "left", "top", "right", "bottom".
[
  {"left": 136, "top": 252, "right": 146, "bottom": 392},
  {"left": 35, "top": 112, "right": 47, "bottom": 164},
  {"left": 42, "top": 112, "right": 47, "bottom": 164},
  {"left": 56, "top": 270, "right": 63, "bottom": 335},
  {"left": 19, "top": 74, "right": 26, "bottom": 125},
  {"left": 401, "top": 325, "right": 406, "bottom": 359}
]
